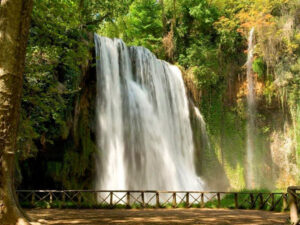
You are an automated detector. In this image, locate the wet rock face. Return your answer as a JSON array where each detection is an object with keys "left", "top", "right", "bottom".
[{"left": 19, "top": 37, "right": 98, "bottom": 190}]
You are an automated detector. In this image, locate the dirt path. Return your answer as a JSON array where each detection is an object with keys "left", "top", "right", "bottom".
[{"left": 26, "top": 208, "right": 289, "bottom": 225}]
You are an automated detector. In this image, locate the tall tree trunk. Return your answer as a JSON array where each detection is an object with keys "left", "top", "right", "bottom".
[
  {"left": 169, "top": 0, "right": 176, "bottom": 62},
  {"left": 172, "top": 0, "right": 176, "bottom": 33},
  {"left": 0, "top": 0, "right": 33, "bottom": 224},
  {"left": 159, "top": 0, "right": 167, "bottom": 34},
  {"left": 162, "top": 0, "right": 177, "bottom": 62}
]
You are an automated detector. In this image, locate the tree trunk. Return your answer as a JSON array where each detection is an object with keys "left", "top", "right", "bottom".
[
  {"left": 170, "top": 0, "right": 176, "bottom": 61},
  {"left": 172, "top": 0, "right": 176, "bottom": 30},
  {"left": 159, "top": 0, "right": 167, "bottom": 34},
  {"left": 0, "top": 0, "right": 33, "bottom": 224}
]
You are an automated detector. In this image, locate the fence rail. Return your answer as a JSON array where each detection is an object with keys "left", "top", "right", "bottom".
[{"left": 16, "top": 189, "right": 299, "bottom": 212}]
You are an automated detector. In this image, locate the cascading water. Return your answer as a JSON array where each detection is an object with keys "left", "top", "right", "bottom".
[
  {"left": 94, "top": 34, "right": 204, "bottom": 192},
  {"left": 246, "top": 27, "right": 256, "bottom": 189},
  {"left": 193, "top": 106, "right": 211, "bottom": 151}
]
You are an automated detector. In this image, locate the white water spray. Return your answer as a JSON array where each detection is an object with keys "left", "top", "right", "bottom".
[
  {"left": 194, "top": 106, "right": 211, "bottom": 151},
  {"left": 94, "top": 35, "right": 204, "bottom": 192},
  {"left": 246, "top": 27, "right": 256, "bottom": 189}
]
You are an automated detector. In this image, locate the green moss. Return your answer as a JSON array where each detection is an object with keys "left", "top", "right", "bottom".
[
  {"left": 198, "top": 89, "right": 247, "bottom": 189},
  {"left": 253, "top": 57, "right": 266, "bottom": 79}
]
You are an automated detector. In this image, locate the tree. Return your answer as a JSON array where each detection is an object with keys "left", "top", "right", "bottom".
[
  {"left": 0, "top": 0, "right": 33, "bottom": 224},
  {"left": 159, "top": 0, "right": 167, "bottom": 34},
  {"left": 16, "top": 0, "right": 133, "bottom": 189},
  {"left": 162, "top": 0, "right": 176, "bottom": 61},
  {"left": 125, "top": 0, "right": 163, "bottom": 54}
]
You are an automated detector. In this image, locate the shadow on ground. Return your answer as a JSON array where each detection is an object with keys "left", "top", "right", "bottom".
[{"left": 26, "top": 208, "right": 289, "bottom": 225}]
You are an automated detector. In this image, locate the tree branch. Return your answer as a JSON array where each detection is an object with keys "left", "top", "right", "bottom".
[{"left": 84, "top": 13, "right": 112, "bottom": 27}]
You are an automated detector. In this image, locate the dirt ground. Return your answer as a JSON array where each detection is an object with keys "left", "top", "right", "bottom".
[{"left": 26, "top": 208, "right": 290, "bottom": 225}]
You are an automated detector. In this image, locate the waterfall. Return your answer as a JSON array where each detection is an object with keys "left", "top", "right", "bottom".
[
  {"left": 246, "top": 28, "right": 256, "bottom": 189},
  {"left": 94, "top": 34, "right": 204, "bottom": 192},
  {"left": 193, "top": 106, "right": 211, "bottom": 151}
]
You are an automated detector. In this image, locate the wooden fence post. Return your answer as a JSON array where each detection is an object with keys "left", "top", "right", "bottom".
[
  {"left": 217, "top": 193, "right": 221, "bottom": 208},
  {"left": 250, "top": 193, "right": 254, "bottom": 209},
  {"left": 288, "top": 187, "right": 299, "bottom": 225},
  {"left": 110, "top": 191, "right": 113, "bottom": 208},
  {"left": 31, "top": 192, "right": 35, "bottom": 206},
  {"left": 172, "top": 192, "right": 176, "bottom": 208},
  {"left": 234, "top": 193, "right": 238, "bottom": 209},
  {"left": 141, "top": 192, "right": 145, "bottom": 208},
  {"left": 49, "top": 192, "right": 53, "bottom": 205},
  {"left": 62, "top": 192, "right": 65, "bottom": 207},
  {"left": 186, "top": 192, "right": 189, "bottom": 208},
  {"left": 126, "top": 192, "right": 130, "bottom": 208},
  {"left": 259, "top": 193, "right": 264, "bottom": 209},
  {"left": 78, "top": 193, "right": 82, "bottom": 207},
  {"left": 201, "top": 193, "right": 204, "bottom": 208},
  {"left": 17, "top": 189, "right": 293, "bottom": 213},
  {"left": 270, "top": 193, "right": 275, "bottom": 211},
  {"left": 282, "top": 193, "right": 288, "bottom": 211}
]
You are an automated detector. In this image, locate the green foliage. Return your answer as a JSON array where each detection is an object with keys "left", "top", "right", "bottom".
[
  {"left": 200, "top": 94, "right": 247, "bottom": 189},
  {"left": 205, "top": 190, "right": 285, "bottom": 212},
  {"left": 99, "top": 0, "right": 163, "bottom": 55},
  {"left": 253, "top": 57, "right": 266, "bottom": 78},
  {"left": 19, "top": 0, "right": 133, "bottom": 159},
  {"left": 214, "top": 15, "right": 242, "bottom": 55},
  {"left": 18, "top": 0, "right": 300, "bottom": 190},
  {"left": 61, "top": 104, "right": 96, "bottom": 189},
  {"left": 18, "top": 0, "right": 132, "bottom": 189},
  {"left": 125, "top": 0, "right": 163, "bottom": 53},
  {"left": 195, "top": 0, "right": 300, "bottom": 188},
  {"left": 19, "top": 0, "right": 85, "bottom": 158}
]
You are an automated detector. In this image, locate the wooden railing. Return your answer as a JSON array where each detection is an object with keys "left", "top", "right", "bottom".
[
  {"left": 16, "top": 190, "right": 294, "bottom": 211},
  {"left": 288, "top": 186, "right": 300, "bottom": 225}
]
